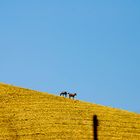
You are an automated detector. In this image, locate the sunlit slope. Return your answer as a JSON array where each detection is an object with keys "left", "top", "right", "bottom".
[{"left": 0, "top": 83, "right": 140, "bottom": 140}]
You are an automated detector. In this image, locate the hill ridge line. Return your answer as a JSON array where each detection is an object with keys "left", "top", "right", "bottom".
[
  {"left": 0, "top": 82, "right": 139, "bottom": 115},
  {"left": 0, "top": 82, "right": 140, "bottom": 139}
]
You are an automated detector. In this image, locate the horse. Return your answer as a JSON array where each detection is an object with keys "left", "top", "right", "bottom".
[
  {"left": 60, "top": 91, "right": 68, "bottom": 97},
  {"left": 68, "top": 93, "right": 77, "bottom": 99}
]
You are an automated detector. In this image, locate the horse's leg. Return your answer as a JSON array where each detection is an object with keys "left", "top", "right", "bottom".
[{"left": 73, "top": 95, "right": 75, "bottom": 99}]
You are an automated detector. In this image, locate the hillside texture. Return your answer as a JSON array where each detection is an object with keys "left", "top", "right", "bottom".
[{"left": 0, "top": 83, "right": 140, "bottom": 140}]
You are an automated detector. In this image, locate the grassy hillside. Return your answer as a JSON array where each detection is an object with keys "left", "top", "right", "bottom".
[{"left": 0, "top": 83, "right": 140, "bottom": 140}]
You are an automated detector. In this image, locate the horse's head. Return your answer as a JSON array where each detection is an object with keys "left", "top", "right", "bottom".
[{"left": 74, "top": 93, "right": 77, "bottom": 96}]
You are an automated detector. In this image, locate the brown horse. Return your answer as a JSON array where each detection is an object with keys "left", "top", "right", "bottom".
[
  {"left": 60, "top": 91, "right": 68, "bottom": 97},
  {"left": 68, "top": 93, "right": 77, "bottom": 99}
]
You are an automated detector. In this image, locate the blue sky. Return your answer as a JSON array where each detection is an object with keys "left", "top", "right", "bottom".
[{"left": 0, "top": 0, "right": 140, "bottom": 113}]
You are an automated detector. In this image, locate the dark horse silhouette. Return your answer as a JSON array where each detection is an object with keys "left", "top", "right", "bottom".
[
  {"left": 60, "top": 91, "right": 68, "bottom": 97},
  {"left": 68, "top": 93, "right": 77, "bottom": 99}
]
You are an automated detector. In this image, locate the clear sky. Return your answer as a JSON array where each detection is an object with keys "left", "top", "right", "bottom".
[{"left": 0, "top": 0, "right": 140, "bottom": 113}]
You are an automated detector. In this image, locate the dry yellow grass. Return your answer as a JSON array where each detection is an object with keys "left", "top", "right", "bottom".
[{"left": 0, "top": 83, "right": 140, "bottom": 140}]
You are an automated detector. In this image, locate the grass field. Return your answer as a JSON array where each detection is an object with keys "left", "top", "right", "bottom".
[{"left": 0, "top": 83, "right": 140, "bottom": 140}]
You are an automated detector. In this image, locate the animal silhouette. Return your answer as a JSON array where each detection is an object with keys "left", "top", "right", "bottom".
[
  {"left": 68, "top": 93, "right": 77, "bottom": 99},
  {"left": 60, "top": 91, "right": 68, "bottom": 97}
]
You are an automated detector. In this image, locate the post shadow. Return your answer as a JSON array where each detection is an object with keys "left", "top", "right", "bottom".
[{"left": 93, "top": 115, "right": 99, "bottom": 140}]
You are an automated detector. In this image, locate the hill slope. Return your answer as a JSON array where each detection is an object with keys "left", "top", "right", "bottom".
[{"left": 0, "top": 83, "right": 140, "bottom": 140}]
